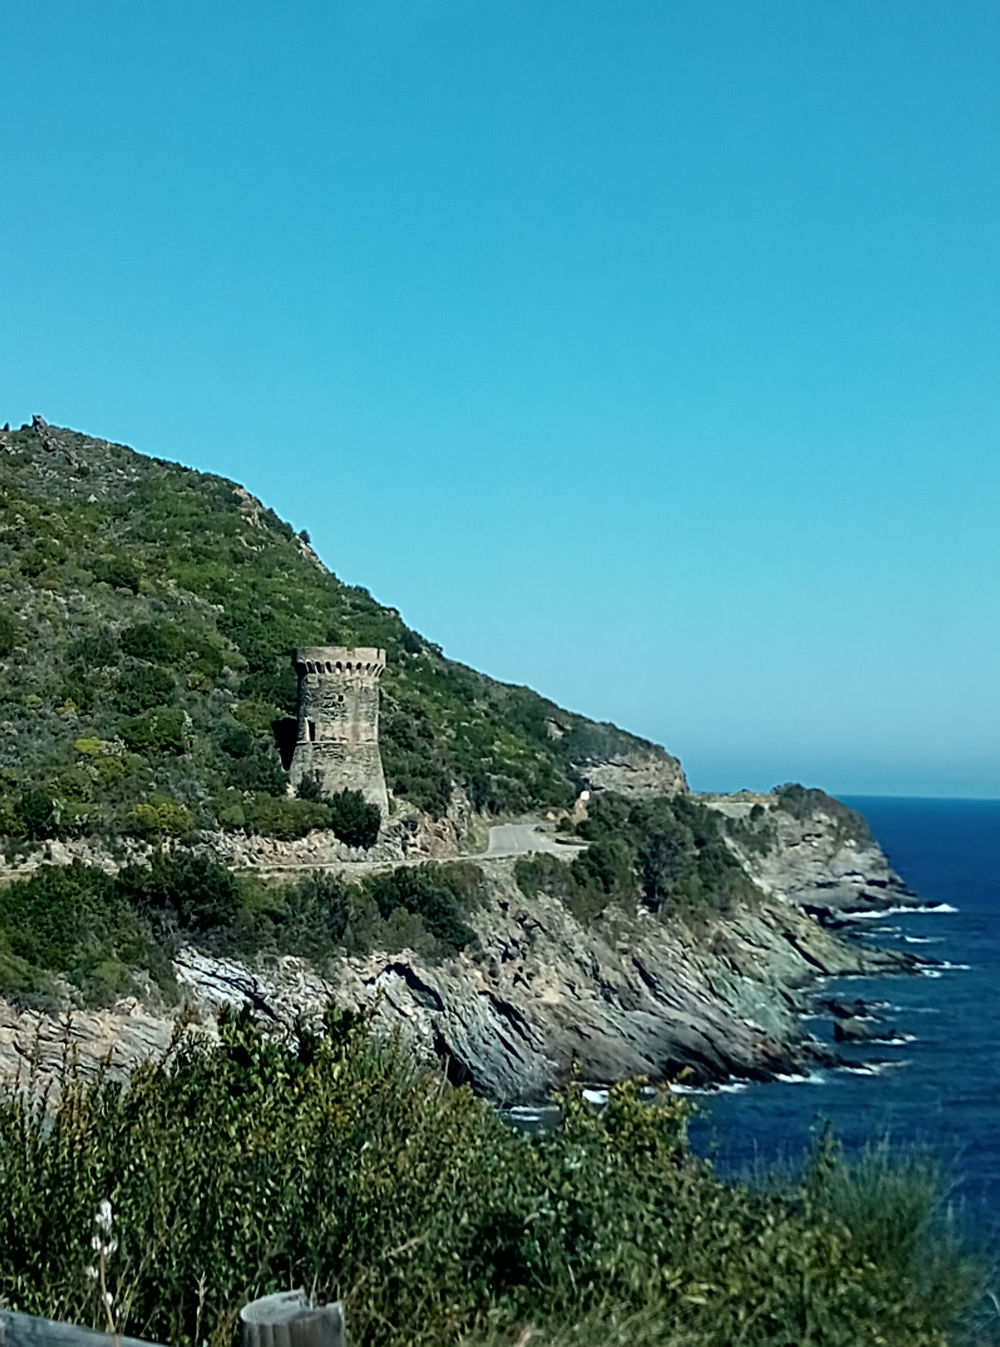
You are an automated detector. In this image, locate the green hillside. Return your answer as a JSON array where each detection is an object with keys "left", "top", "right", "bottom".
[{"left": 0, "top": 418, "right": 679, "bottom": 844}]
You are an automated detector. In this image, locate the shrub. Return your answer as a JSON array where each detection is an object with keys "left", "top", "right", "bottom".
[
  {"left": 363, "top": 864, "right": 477, "bottom": 954},
  {"left": 14, "top": 789, "right": 56, "bottom": 840},
  {"left": 69, "top": 630, "right": 120, "bottom": 669},
  {"left": 325, "top": 788, "right": 381, "bottom": 850},
  {"left": 115, "top": 851, "right": 241, "bottom": 935},
  {"left": 225, "top": 743, "right": 287, "bottom": 795},
  {"left": 248, "top": 795, "right": 329, "bottom": 840},
  {"left": 276, "top": 871, "right": 353, "bottom": 957},
  {"left": 118, "top": 664, "right": 175, "bottom": 715},
  {"left": 514, "top": 793, "right": 758, "bottom": 924},
  {"left": 773, "top": 783, "right": 871, "bottom": 841},
  {"left": 0, "top": 1014, "right": 987, "bottom": 1347},
  {"left": 120, "top": 621, "right": 190, "bottom": 664},
  {"left": 122, "top": 706, "right": 186, "bottom": 755},
  {"left": 92, "top": 554, "right": 140, "bottom": 594},
  {"left": 0, "top": 861, "right": 171, "bottom": 1005},
  {"left": 128, "top": 800, "right": 194, "bottom": 838},
  {"left": 0, "top": 606, "right": 16, "bottom": 657}
]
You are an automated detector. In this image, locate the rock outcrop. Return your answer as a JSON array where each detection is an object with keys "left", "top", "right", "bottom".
[
  {"left": 572, "top": 745, "right": 688, "bottom": 799},
  {"left": 704, "top": 792, "right": 917, "bottom": 914}
]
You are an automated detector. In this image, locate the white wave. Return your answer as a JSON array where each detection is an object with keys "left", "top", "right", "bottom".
[
  {"left": 668, "top": 1079, "right": 752, "bottom": 1096},
  {"left": 505, "top": 1108, "right": 545, "bottom": 1121},
  {"left": 582, "top": 1088, "right": 608, "bottom": 1105},
  {"left": 902, "top": 935, "right": 941, "bottom": 944},
  {"left": 867, "top": 1034, "right": 917, "bottom": 1046},
  {"left": 938, "top": 961, "right": 971, "bottom": 970},
  {"left": 774, "top": 1070, "right": 826, "bottom": 1085},
  {"left": 838, "top": 1061, "right": 909, "bottom": 1077},
  {"left": 839, "top": 902, "right": 953, "bottom": 920}
]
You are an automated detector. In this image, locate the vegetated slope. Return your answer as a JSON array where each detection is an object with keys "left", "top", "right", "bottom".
[
  {"left": 0, "top": 419, "right": 683, "bottom": 843},
  {"left": 1, "top": 1011, "right": 984, "bottom": 1347}
]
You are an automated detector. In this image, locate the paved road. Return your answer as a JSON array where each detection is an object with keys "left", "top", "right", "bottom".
[
  {"left": 242, "top": 822, "right": 586, "bottom": 879},
  {"left": 482, "top": 823, "right": 586, "bottom": 859}
]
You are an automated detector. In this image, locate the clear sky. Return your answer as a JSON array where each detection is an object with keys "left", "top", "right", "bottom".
[{"left": 2, "top": 3, "right": 998, "bottom": 797}]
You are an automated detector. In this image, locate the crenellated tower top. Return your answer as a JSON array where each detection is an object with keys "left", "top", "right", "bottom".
[{"left": 293, "top": 646, "right": 386, "bottom": 678}]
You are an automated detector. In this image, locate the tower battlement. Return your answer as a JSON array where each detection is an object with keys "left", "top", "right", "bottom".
[
  {"left": 294, "top": 647, "right": 386, "bottom": 678},
  {"left": 288, "top": 646, "right": 388, "bottom": 816}
]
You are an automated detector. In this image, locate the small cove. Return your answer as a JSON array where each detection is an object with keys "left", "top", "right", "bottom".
[{"left": 506, "top": 798, "right": 1000, "bottom": 1238}]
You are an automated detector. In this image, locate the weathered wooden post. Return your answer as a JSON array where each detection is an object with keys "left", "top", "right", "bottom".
[{"left": 239, "top": 1292, "right": 345, "bottom": 1347}]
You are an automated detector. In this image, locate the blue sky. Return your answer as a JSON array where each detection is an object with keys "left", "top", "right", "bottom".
[{"left": 2, "top": 3, "right": 998, "bottom": 797}]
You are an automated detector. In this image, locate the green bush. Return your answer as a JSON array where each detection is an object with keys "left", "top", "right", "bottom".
[
  {"left": 773, "top": 783, "right": 871, "bottom": 841},
  {"left": 118, "top": 664, "right": 176, "bottom": 715},
  {"left": 115, "top": 851, "right": 241, "bottom": 935},
  {"left": 248, "top": 795, "right": 329, "bottom": 840},
  {"left": 0, "top": 861, "right": 172, "bottom": 1006},
  {"left": 128, "top": 800, "right": 194, "bottom": 838},
  {"left": 121, "top": 706, "right": 186, "bottom": 755},
  {"left": 517, "top": 793, "right": 758, "bottom": 924},
  {"left": 327, "top": 789, "right": 380, "bottom": 849},
  {"left": 364, "top": 863, "right": 478, "bottom": 954},
  {"left": 0, "top": 1012, "right": 988, "bottom": 1347},
  {"left": 120, "top": 621, "right": 190, "bottom": 664},
  {"left": 14, "top": 789, "right": 57, "bottom": 841},
  {"left": 68, "top": 630, "right": 120, "bottom": 669},
  {"left": 225, "top": 743, "right": 287, "bottom": 795},
  {"left": 0, "top": 606, "right": 16, "bottom": 657},
  {"left": 92, "top": 554, "right": 141, "bottom": 594},
  {"left": 272, "top": 871, "right": 353, "bottom": 957}
]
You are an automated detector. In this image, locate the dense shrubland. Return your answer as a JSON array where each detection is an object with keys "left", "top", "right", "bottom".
[
  {"left": 0, "top": 1009, "right": 989, "bottom": 1347},
  {"left": 516, "top": 792, "right": 758, "bottom": 924},
  {"left": 0, "top": 422, "right": 666, "bottom": 840},
  {"left": 0, "top": 854, "right": 484, "bottom": 1010}
]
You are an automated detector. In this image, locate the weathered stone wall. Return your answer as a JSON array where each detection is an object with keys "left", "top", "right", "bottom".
[{"left": 289, "top": 646, "right": 388, "bottom": 813}]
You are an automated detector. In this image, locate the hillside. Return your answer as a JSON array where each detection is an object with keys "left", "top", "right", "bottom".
[{"left": 0, "top": 417, "right": 684, "bottom": 845}]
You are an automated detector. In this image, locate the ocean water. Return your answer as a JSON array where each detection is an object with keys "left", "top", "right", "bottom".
[{"left": 689, "top": 796, "right": 1000, "bottom": 1235}]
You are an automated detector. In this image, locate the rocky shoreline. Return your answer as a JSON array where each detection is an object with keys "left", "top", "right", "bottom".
[{"left": 0, "top": 791, "right": 933, "bottom": 1104}]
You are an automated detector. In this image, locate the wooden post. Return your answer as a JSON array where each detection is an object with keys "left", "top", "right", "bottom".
[{"left": 239, "top": 1292, "right": 345, "bottom": 1347}]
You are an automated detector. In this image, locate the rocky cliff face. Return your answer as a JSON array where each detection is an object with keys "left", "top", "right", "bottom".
[
  {"left": 703, "top": 792, "right": 918, "bottom": 914},
  {"left": 571, "top": 744, "right": 688, "bottom": 798},
  {"left": 0, "top": 852, "right": 916, "bottom": 1105}
]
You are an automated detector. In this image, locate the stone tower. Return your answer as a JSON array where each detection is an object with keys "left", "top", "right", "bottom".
[{"left": 288, "top": 647, "right": 388, "bottom": 816}]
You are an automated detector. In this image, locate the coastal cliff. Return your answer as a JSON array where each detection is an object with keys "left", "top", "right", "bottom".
[
  {"left": 0, "top": 419, "right": 922, "bottom": 1105},
  {"left": 704, "top": 785, "right": 917, "bottom": 914},
  {"left": 0, "top": 817, "right": 917, "bottom": 1103}
]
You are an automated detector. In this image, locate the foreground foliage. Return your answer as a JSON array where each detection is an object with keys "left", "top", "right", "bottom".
[{"left": 0, "top": 1011, "right": 990, "bottom": 1347}]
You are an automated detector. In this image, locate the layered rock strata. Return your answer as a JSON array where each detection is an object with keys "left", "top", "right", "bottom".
[
  {"left": 704, "top": 793, "right": 918, "bottom": 914},
  {"left": 0, "top": 856, "right": 916, "bottom": 1105}
]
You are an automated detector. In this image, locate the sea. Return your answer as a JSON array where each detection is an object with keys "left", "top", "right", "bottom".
[
  {"left": 506, "top": 797, "right": 1000, "bottom": 1238},
  {"left": 689, "top": 796, "right": 1000, "bottom": 1237}
]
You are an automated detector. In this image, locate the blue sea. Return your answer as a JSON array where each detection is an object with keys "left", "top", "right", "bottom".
[{"left": 690, "top": 796, "right": 1000, "bottom": 1235}]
